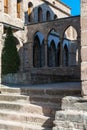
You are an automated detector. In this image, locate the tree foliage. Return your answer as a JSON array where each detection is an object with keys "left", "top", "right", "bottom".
[{"left": 2, "top": 27, "right": 20, "bottom": 74}]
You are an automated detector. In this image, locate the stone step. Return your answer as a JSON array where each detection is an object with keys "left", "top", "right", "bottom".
[
  {"left": 0, "top": 101, "right": 58, "bottom": 116},
  {"left": 0, "top": 94, "right": 29, "bottom": 102},
  {"left": 53, "top": 110, "right": 85, "bottom": 130},
  {"left": 1, "top": 85, "right": 21, "bottom": 94},
  {"left": 1, "top": 82, "right": 81, "bottom": 96},
  {"left": 62, "top": 96, "right": 87, "bottom": 111},
  {"left": 0, "top": 94, "right": 62, "bottom": 106},
  {"left": 54, "top": 110, "right": 84, "bottom": 122},
  {"left": 0, "top": 119, "right": 51, "bottom": 130},
  {"left": 0, "top": 110, "right": 54, "bottom": 128}
]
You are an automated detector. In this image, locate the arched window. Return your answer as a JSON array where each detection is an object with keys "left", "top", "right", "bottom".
[
  {"left": 48, "top": 40, "right": 56, "bottom": 67},
  {"left": 46, "top": 11, "right": 50, "bottom": 21},
  {"left": 38, "top": 7, "right": 42, "bottom": 22},
  {"left": 47, "top": 29, "right": 60, "bottom": 67},
  {"left": 64, "top": 26, "right": 78, "bottom": 66},
  {"left": 17, "top": 0, "right": 21, "bottom": 18},
  {"left": 28, "top": 2, "right": 33, "bottom": 22},
  {"left": 54, "top": 14, "right": 57, "bottom": 20},
  {"left": 4, "top": 0, "right": 8, "bottom": 13},
  {"left": 63, "top": 45, "right": 68, "bottom": 66}
]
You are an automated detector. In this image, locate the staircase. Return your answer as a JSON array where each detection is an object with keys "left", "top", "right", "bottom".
[
  {"left": 53, "top": 96, "right": 87, "bottom": 130},
  {"left": 0, "top": 82, "right": 81, "bottom": 130}
]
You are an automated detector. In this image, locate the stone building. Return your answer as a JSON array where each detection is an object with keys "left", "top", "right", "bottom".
[
  {"left": 0, "top": 0, "right": 80, "bottom": 85},
  {"left": 1, "top": 0, "right": 87, "bottom": 130}
]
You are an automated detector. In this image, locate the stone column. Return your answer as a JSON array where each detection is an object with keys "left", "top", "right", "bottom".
[
  {"left": 44, "top": 40, "right": 48, "bottom": 67},
  {"left": 28, "top": 42, "right": 33, "bottom": 68},
  {"left": 0, "top": 24, "right": 3, "bottom": 83},
  {"left": 59, "top": 37, "right": 63, "bottom": 66},
  {"left": 81, "top": 0, "right": 87, "bottom": 97},
  {"left": 77, "top": 36, "right": 81, "bottom": 66}
]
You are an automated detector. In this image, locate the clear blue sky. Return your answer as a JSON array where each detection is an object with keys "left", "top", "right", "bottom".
[{"left": 61, "top": 0, "right": 80, "bottom": 16}]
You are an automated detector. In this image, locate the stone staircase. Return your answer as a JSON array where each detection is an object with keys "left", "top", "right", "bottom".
[
  {"left": 53, "top": 95, "right": 87, "bottom": 130},
  {"left": 0, "top": 82, "right": 81, "bottom": 130}
]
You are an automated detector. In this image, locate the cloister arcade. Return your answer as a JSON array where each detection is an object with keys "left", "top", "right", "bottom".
[
  {"left": 2, "top": 16, "right": 80, "bottom": 84},
  {"left": 25, "top": 16, "right": 80, "bottom": 71}
]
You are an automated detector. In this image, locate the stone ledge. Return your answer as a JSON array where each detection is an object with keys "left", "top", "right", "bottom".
[{"left": 62, "top": 96, "right": 87, "bottom": 111}]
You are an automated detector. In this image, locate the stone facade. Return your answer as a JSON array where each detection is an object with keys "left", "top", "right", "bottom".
[
  {"left": 2, "top": 0, "right": 87, "bottom": 130},
  {"left": 81, "top": 0, "right": 87, "bottom": 97},
  {"left": 0, "top": 0, "right": 81, "bottom": 85},
  {"left": 2, "top": 15, "right": 80, "bottom": 84}
]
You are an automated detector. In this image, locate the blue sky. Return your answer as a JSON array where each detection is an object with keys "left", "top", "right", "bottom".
[{"left": 61, "top": 0, "right": 80, "bottom": 16}]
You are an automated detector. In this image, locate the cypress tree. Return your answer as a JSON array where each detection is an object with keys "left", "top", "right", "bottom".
[{"left": 2, "top": 27, "right": 20, "bottom": 74}]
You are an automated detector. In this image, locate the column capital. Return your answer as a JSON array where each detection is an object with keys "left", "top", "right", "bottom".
[
  {"left": 44, "top": 40, "right": 48, "bottom": 45},
  {"left": 59, "top": 37, "right": 63, "bottom": 41}
]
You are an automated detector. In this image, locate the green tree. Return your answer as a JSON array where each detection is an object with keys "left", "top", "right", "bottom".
[{"left": 2, "top": 27, "right": 20, "bottom": 74}]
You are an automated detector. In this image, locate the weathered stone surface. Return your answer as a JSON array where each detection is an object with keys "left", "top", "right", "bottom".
[
  {"left": 62, "top": 96, "right": 87, "bottom": 111},
  {"left": 81, "top": 0, "right": 87, "bottom": 97},
  {"left": 0, "top": 83, "right": 81, "bottom": 130},
  {"left": 53, "top": 95, "right": 87, "bottom": 130}
]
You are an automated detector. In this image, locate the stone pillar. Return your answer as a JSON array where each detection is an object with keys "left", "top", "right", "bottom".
[
  {"left": 60, "top": 37, "right": 63, "bottom": 66},
  {"left": 77, "top": 36, "right": 81, "bottom": 66},
  {"left": 81, "top": 0, "right": 87, "bottom": 97},
  {"left": 44, "top": 40, "right": 48, "bottom": 67},
  {"left": 0, "top": 24, "right": 3, "bottom": 83},
  {"left": 28, "top": 42, "right": 33, "bottom": 68}
]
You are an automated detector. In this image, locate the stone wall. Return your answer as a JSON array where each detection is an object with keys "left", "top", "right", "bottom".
[
  {"left": 81, "top": 0, "right": 87, "bottom": 97},
  {"left": 2, "top": 66, "right": 80, "bottom": 85},
  {"left": 0, "top": 24, "right": 3, "bottom": 83},
  {"left": 24, "top": 0, "right": 71, "bottom": 24},
  {"left": 0, "top": 0, "right": 24, "bottom": 28}
]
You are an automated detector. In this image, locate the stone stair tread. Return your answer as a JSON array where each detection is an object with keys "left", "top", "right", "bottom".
[
  {"left": 0, "top": 109, "right": 52, "bottom": 119},
  {"left": 0, "top": 94, "right": 62, "bottom": 106},
  {"left": 0, "top": 100, "right": 59, "bottom": 108},
  {"left": 1, "top": 82, "right": 81, "bottom": 92},
  {"left": 0, "top": 109, "right": 54, "bottom": 128},
  {"left": 0, "top": 93, "right": 62, "bottom": 98},
  {"left": 0, "top": 119, "right": 48, "bottom": 130},
  {"left": 0, "top": 83, "right": 81, "bottom": 129},
  {"left": 56, "top": 109, "right": 85, "bottom": 115},
  {"left": 1, "top": 82, "right": 81, "bottom": 89},
  {"left": 0, "top": 100, "right": 58, "bottom": 117}
]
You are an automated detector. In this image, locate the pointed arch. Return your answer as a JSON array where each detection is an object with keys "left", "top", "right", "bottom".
[
  {"left": 48, "top": 40, "right": 56, "bottom": 67},
  {"left": 47, "top": 29, "right": 59, "bottom": 48},
  {"left": 54, "top": 14, "right": 57, "bottom": 20},
  {"left": 33, "top": 32, "right": 45, "bottom": 67},
  {"left": 63, "top": 25, "right": 78, "bottom": 66},
  {"left": 46, "top": 11, "right": 50, "bottom": 21},
  {"left": 38, "top": 7, "right": 43, "bottom": 22},
  {"left": 63, "top": 25, "right": 78, "bottom": 40}
]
